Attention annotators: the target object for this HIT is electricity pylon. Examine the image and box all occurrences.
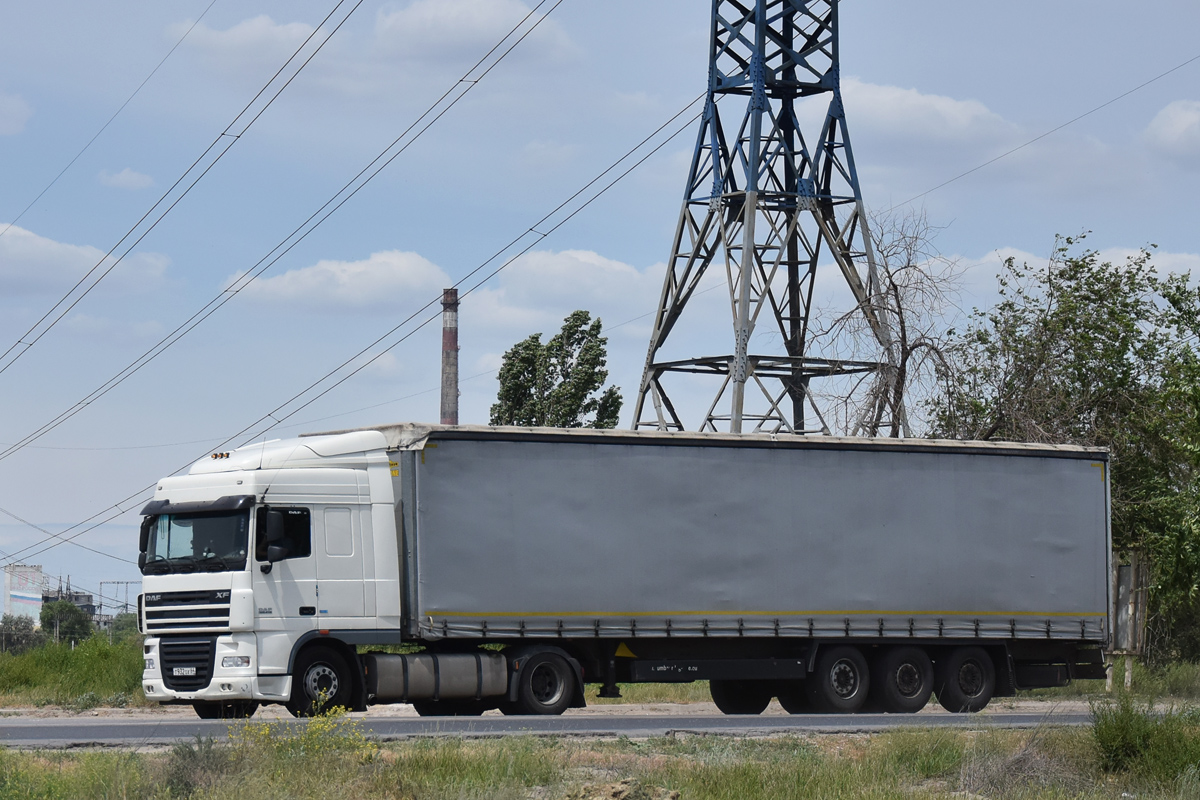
[633,0,901,435]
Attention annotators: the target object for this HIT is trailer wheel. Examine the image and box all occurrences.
[287,646,353,717]
[870,647,934,714]
[935,647,995,713]
[510,652,575,715]
[411,699,488,717]
[192,701,259,719]
[806,646,870,713]
[709,680,772,715]
[775,682,808,714]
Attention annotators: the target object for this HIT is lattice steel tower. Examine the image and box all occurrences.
[633,0,898,435]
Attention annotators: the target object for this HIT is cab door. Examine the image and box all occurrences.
[252,506,318,624]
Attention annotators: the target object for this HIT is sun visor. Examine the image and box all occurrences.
[140,494,257,517]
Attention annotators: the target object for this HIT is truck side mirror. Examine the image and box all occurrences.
[138,552,147,570]
[267,544,289,562]
[139,516,155,554]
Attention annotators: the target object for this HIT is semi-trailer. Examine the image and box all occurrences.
[137,424,1111,718]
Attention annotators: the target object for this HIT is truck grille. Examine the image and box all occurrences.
[160,637,217,692]
[144,590,231,634]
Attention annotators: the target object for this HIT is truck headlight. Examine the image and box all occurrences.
[144,658,154,670]
[222,656,251,668]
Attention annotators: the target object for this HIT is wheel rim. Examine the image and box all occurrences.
[957,660,984,698]
[829,658,860,699]
[529,662,565,706]
[895,663,923,698]
[304,662,340,701]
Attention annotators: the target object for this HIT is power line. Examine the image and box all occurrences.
[0,0,363,378]
[887,50,1200,212]
[0,93,702,568]
[0,0,220,244]
[0,0,562,466]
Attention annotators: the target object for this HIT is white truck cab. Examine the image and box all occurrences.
[139,430,401,718]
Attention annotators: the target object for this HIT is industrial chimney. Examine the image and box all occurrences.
[440,288,459,425]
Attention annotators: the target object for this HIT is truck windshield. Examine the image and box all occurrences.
[141,511,249,575]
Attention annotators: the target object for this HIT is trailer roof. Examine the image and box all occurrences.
[304,422,1108,460]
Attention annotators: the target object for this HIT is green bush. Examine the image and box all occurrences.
[0,635,144,707]
[1092,694,1200,782]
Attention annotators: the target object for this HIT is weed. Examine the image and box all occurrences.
[162,735,228,798]
[1091,693,1200,782]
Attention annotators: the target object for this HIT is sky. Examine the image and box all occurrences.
[1,0,1199,598]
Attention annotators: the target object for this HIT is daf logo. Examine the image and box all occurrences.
[146,594,161,602]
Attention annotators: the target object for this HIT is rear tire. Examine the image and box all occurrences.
[870,646,933,714]
[509,652,575,715]
[935,647,995,713]
[806,646,869,713]
[192,701,259,719]
[709,680,772,715]
[287,646,354,717]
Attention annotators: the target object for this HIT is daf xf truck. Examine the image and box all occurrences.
[137,424,1111,718]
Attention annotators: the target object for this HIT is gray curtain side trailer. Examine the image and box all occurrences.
[360,425,1111,715]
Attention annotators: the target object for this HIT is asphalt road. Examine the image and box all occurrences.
[0,710,1092,748]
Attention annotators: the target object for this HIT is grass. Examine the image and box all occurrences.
[6,705,1200,798]
[0,635,148,709]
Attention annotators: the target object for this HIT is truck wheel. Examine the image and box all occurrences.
[411,699,488,717]
[192,701,259,719]
[510,652,575,715]
[775,682,808,714]
[935,647,995,713]
[870,647,933,714]
[287,646,354,717]
[806,646,869,713]
[709,680,772,715]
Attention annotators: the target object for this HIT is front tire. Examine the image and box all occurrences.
[806,646,869,713]
[287,646,354,717]
[870,646,933,714]
[935,647,995,713]
[709,680,772,715]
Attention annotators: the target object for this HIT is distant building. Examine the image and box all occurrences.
[3,565,43,621]
[42,586,95,618]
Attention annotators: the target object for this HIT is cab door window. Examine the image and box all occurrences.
[255,507,312,561]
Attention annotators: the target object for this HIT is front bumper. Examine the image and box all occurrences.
[142,633,292,704]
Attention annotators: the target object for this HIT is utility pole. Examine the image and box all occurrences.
[633,0,901,435]
[440,288,460,426]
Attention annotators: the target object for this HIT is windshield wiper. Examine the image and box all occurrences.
[197,554,231,572]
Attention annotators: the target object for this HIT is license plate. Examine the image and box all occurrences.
[173,667,197,677]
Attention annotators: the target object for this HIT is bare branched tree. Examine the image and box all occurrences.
[805,211,963,437]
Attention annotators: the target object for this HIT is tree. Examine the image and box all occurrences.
[930,236,1200,661]
[40,600,92,644]
[808,211,962,436]
[111,612,140,643]
[0,614,44,654]
[490,310,623,428]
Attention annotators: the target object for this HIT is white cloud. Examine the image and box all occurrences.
[465,249,662,335]
[98,168,154,190]
[0,225,168,295]
[1144,100,1200,164]
[0,91,32,135]
[175,15,315,65]
[373,0,575,63]
[235,250,450,310]
[842,78,1018,144]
